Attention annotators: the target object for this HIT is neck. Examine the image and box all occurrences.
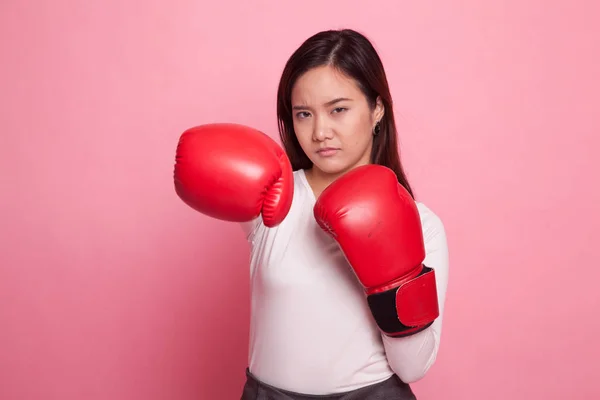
[304,167,348,199]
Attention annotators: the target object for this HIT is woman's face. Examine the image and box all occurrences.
[291,65,384,178]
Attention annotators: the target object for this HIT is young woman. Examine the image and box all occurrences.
[174,29,449,399]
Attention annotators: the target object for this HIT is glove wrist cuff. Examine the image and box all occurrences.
[366,265,439,337]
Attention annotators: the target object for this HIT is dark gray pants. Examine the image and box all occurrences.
[241,369,417,400]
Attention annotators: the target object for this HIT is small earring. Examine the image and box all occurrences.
[373,121,381,136]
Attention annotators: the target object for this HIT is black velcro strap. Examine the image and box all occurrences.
[366,266,435,337]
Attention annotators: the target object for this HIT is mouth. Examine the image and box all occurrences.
[317,147,340,157]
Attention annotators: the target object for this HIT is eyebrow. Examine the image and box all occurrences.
[292,97,352,110]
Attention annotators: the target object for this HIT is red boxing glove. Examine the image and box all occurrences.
[314,164,439,337]
[174,123,293,227]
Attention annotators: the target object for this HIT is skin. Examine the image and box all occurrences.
[290,65,385,198]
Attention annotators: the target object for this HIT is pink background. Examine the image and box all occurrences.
[1,1,599,399]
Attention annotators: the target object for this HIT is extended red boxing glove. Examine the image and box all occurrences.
[174,123,293,227]
[313,164,439,337]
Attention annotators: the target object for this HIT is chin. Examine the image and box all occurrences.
[312,158,356,176]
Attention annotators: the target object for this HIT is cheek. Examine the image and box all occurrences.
[341,113,372,146]
[293,123,312,147]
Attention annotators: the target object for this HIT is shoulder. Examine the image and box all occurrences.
[292,168,308,188]
[415,202,447,250]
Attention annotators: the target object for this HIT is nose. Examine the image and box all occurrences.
[312,115,333,142]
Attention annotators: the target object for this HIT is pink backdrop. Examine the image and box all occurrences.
[1,1,599,399]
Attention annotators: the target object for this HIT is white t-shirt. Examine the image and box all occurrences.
[240,169,449,395]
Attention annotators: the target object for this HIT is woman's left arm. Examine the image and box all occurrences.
[382,206,450,383]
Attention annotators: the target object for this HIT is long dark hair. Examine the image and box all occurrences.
[276,28,415,199]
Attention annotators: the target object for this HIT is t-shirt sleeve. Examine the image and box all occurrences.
[239,217,262,243]
[380,203,450,383]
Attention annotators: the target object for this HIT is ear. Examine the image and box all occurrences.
[373,96,385,123]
